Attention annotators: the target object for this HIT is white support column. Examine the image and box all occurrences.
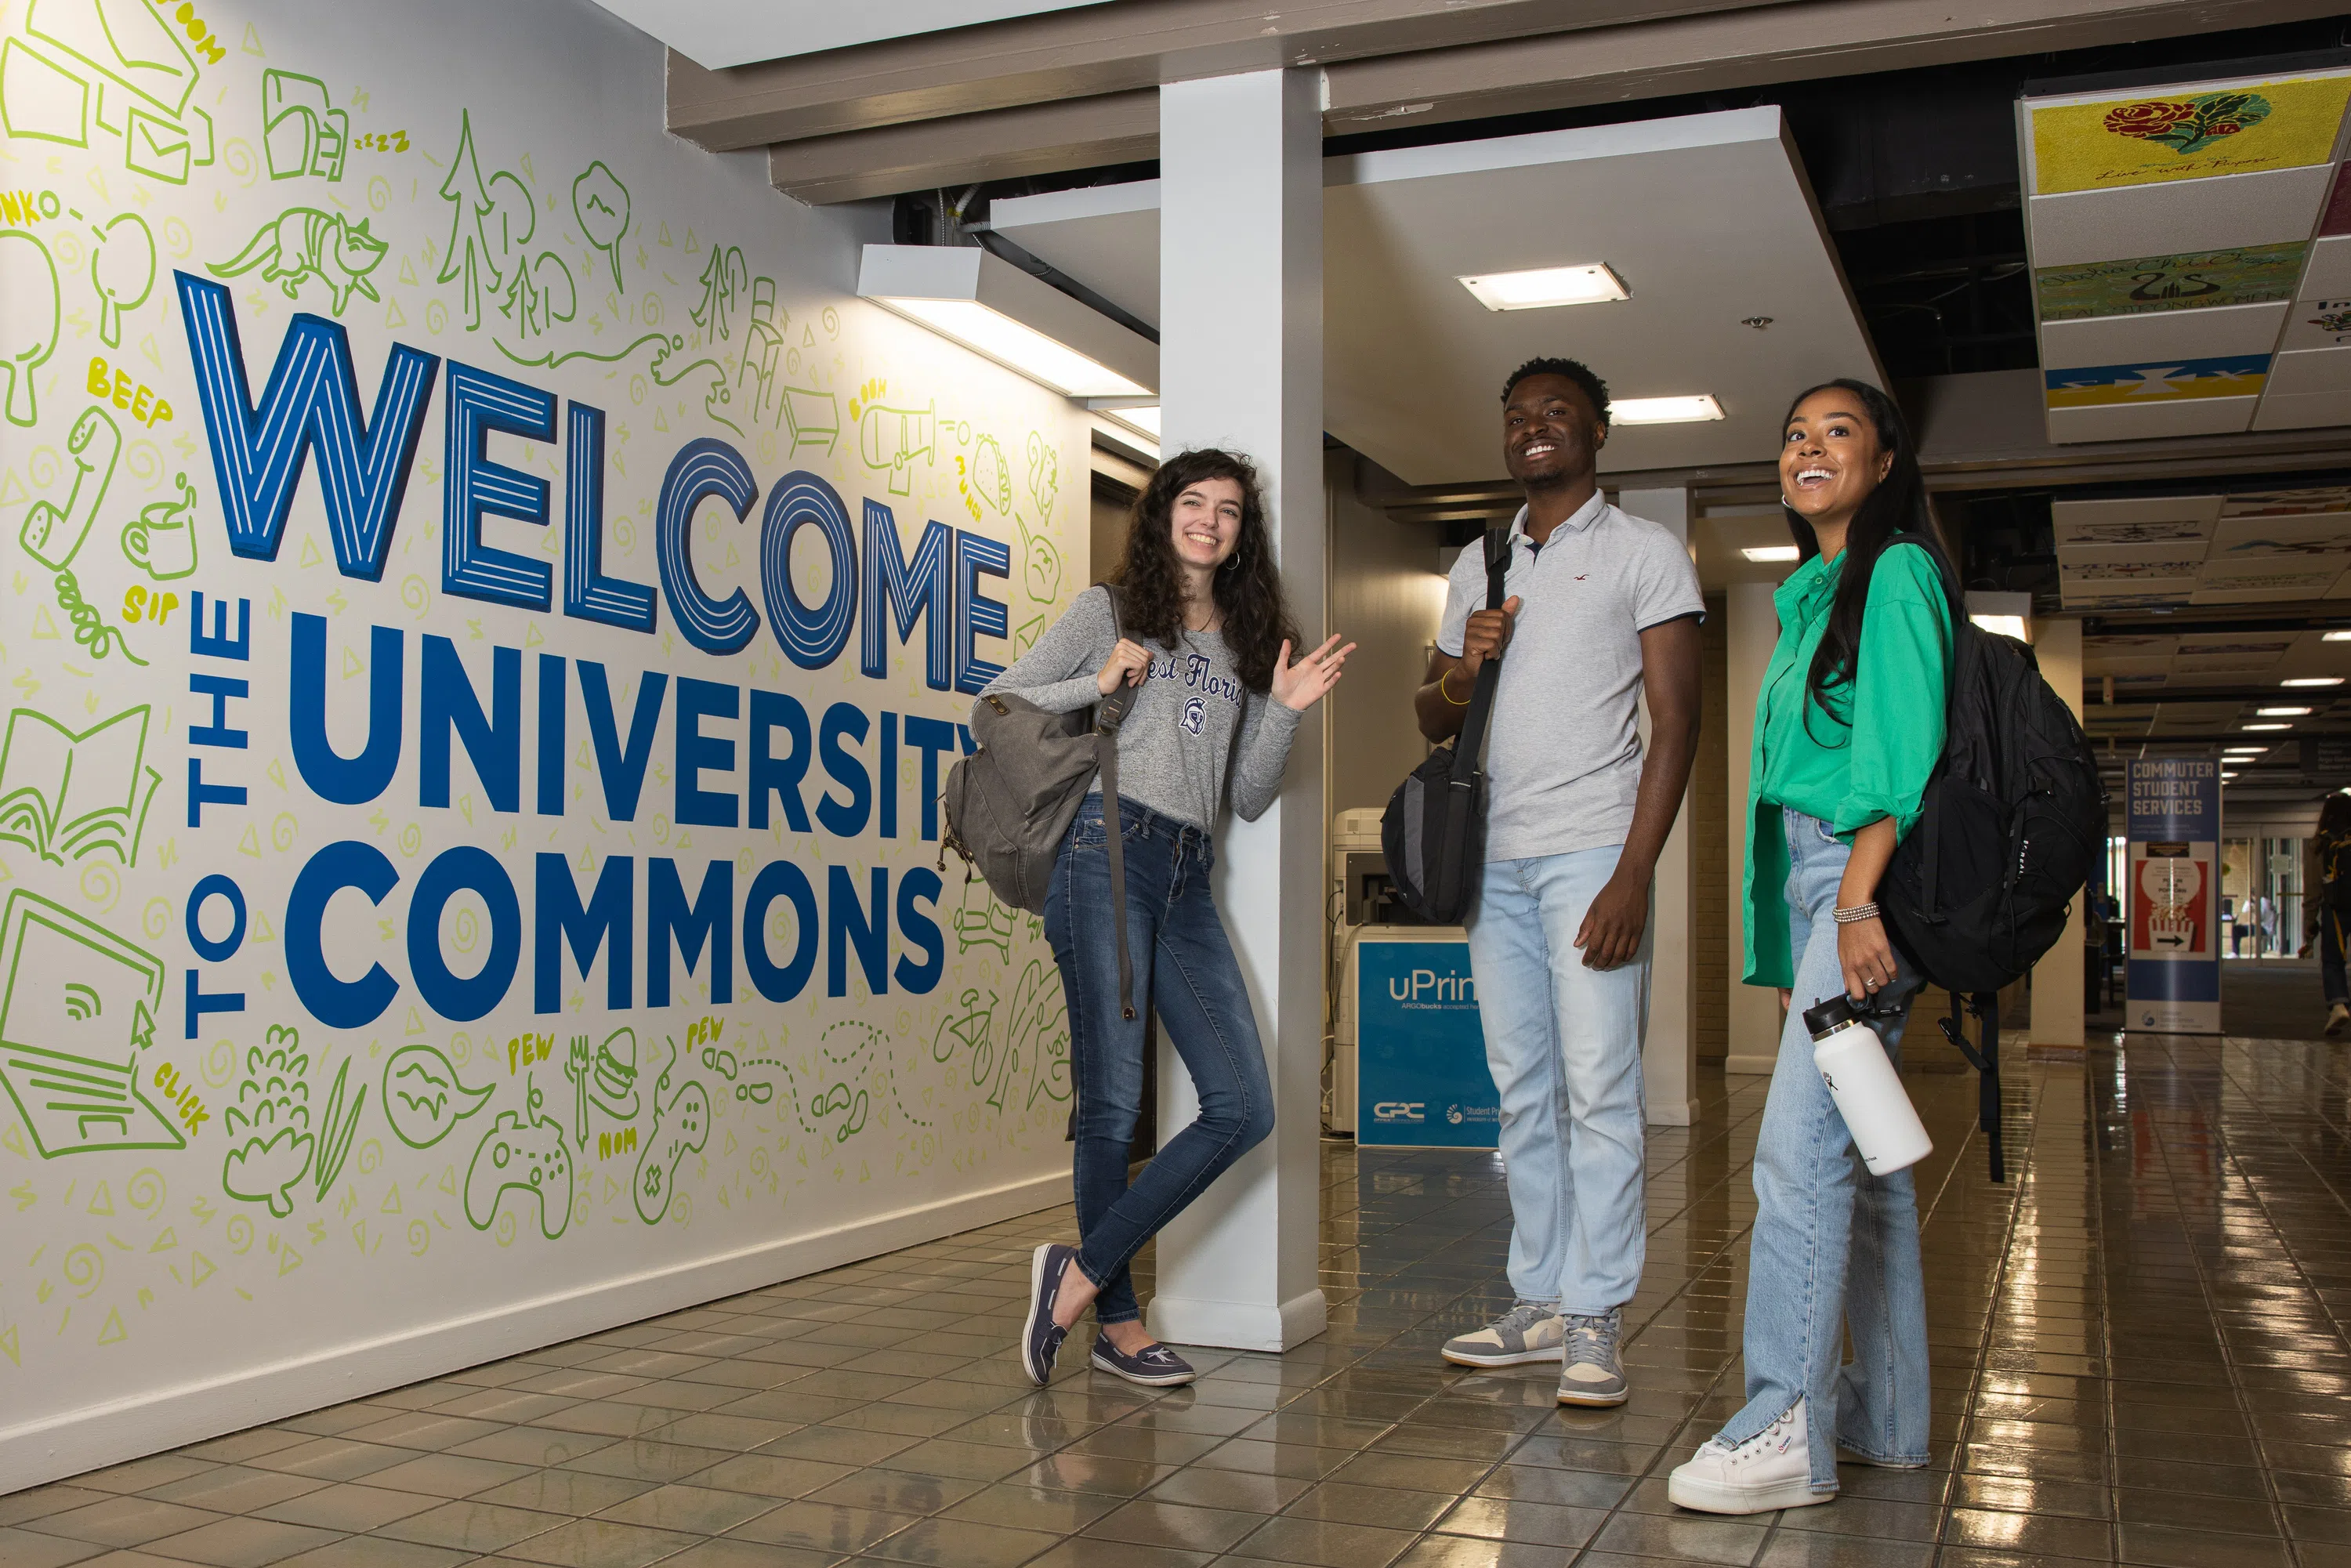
[2030,620,2086,1047]
[1147,67,1328,1353]
[1726,583,1781,1074]
[1618,487,1697,1127]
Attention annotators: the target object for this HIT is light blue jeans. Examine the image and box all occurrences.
[1463,846,1650,1316]
[1715,808,1929,1490]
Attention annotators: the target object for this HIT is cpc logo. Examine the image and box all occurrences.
[1372,1101,1425,1123]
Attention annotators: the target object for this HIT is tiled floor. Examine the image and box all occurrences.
[7,1032,2351,1568]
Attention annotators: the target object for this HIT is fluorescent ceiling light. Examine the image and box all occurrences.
[2224,744,2266,753]
[2222,771,2239,780]
[1112,404,1161,438]
[2326,630,2351,642]
[1458,263,1628,311]
[857,244,1155,400]
[1613,394,1724,425]
[2258,706,2313,717]
[1971,614,2030,641]
[2243,722,2291,731]
[1742,545,1799,563]
[2283,676,2344,687]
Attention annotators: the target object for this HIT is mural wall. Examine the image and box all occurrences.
[0,0,1084,1485]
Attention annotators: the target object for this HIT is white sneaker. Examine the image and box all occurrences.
[1668,1397,1830,1515]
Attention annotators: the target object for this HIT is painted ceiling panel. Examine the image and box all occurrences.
[2045,394,2259,444]
[2026,166,2333,268]
[2040,299,2289,365]
[2279,297,2351,350]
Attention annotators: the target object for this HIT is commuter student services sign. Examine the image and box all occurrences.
[2126,758,2222,1034]
[0,0,1085,1461]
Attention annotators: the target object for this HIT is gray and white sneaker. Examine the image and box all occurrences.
[1556,1309,1628,1407]
[1441,1302,1565,1368]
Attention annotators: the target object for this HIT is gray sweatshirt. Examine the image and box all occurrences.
[983,585,1302,829]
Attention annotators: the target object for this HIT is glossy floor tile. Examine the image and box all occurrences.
[8,1031,2351,1566]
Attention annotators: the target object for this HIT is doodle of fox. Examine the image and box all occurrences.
[208,210,389,314]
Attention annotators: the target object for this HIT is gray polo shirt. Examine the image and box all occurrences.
[1436,494,1704,862]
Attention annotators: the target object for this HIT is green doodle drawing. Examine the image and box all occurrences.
[1005,958,1072,1110]
[310,1056,364,1202]
[692,245,747,339]
[0,704,161,866]
[561,1026,638,1152]
[738,277,787,420]
[1026,429,1060,518]
[0,0,218,183]
[21,404,118,570]
[853,386,934,497]
[969,436,1010,513]
[953,875,1014,962]
[781,386,839,455]
[20,404,145,664]
[121,472,200,581]
[1016,515,1063,604]
[633,1035,708,1223]
[222,1027,316,1219]
[571,160,629,295]
[0,227,60,426]
[1012,614,1045,657]
[261,69,347,182]
[501,251,576,340]
[464,1077,572,1238]
[813,1022,876,1143]
[89,212,154,349]
[437,109,535,332]
[382,1041,494,1150]
[0,888,172,1159]
[208,208,389,316]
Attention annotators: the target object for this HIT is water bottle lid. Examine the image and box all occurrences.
[1802,994,1857,1038]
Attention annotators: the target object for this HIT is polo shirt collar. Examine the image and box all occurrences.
[1508,491,1608,546]
[1773,548,1841,619]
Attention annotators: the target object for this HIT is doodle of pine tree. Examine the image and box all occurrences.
[437,110,505,331]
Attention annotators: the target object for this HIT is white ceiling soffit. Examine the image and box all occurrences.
[582,0,1107,70]
[991,107,1880,485]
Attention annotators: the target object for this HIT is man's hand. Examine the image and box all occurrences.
[1459,595,1522,675]
[1574,873,1648,970]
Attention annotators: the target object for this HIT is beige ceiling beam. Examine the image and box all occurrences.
[672,0,1780,151]
[768,94,1157,205]
[1323,0,2349,132]
[759,0,2347,205]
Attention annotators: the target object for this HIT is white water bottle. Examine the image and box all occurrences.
[1803,995,1932,1175]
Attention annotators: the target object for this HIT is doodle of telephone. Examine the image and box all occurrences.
[21,407,121,572]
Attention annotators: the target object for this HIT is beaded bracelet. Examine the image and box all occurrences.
[1832,902,1882,925]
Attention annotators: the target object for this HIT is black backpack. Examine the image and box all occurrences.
[1878,621,2106,1183]
[2318,831,2351,918]
[1382,528,1511,924]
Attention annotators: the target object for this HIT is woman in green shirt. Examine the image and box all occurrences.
[1669,378,1958,1515]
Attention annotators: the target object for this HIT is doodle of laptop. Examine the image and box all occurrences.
[0,888,176,1157]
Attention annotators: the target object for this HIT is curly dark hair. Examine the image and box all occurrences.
[1502,356,1610,426]
[1110,447,1301,693]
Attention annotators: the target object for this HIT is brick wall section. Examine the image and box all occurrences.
[1695,591,1728,1063]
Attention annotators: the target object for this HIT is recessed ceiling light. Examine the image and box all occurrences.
[2243,722,2291,731]
[1742,545,1799,563]
[1614,394,1725,425]
[883,298,1150,397]
[2326,631,2351,642]
[2283,676,2345,687]
[2258,706,2313,717]
[1458,263,1628,311]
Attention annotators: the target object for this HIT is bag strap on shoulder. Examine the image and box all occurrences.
[1096,585,1140,1019]
[1451,526,1512,784]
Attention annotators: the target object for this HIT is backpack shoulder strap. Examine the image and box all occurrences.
[1094,584,1140,1019]
[1451,527,1512,784]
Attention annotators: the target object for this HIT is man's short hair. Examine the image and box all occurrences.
[1501,357,1610,427]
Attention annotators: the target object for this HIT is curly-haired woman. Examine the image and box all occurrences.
[987,447,1351,1388]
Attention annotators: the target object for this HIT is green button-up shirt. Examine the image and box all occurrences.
[1742,540,1953,987]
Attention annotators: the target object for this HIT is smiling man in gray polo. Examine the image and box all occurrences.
[1413,356,1703,1406]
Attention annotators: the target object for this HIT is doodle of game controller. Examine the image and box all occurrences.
[633,1080,711,1225]
[465,1109,574,1239]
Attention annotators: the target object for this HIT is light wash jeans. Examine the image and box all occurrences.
[1715,807,1929,1491]
[1463,845,1650,1317]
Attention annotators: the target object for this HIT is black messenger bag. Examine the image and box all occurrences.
[1381,527,1511,924]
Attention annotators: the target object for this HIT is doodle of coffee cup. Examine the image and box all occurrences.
[121,475,198,581]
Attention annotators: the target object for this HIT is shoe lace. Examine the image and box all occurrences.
[1563,1312,1619,1366]
[1494,1302,1552,1336]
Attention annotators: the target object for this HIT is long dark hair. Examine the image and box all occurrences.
[1780,378,1962,727]
[1110,447,1300,692]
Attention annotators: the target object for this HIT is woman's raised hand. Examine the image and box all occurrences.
[1096,638,1154,696]
[1271,634,1356,712]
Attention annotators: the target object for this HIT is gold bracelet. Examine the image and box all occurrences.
[1438,668,1471,705]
